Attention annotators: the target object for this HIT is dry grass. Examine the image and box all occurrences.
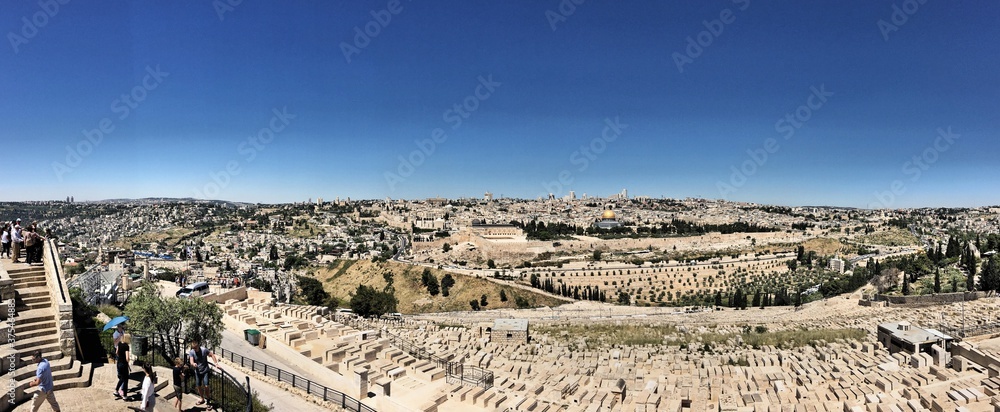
[801,238,846,256]
[310,260,564,314]
[855,227,920,247]
[113,227,195,249]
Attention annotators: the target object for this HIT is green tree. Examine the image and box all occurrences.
[350,284,398,318]
[752,290,761,307]
[592,250,602,261]
[499,289,508,302]
[487,259,496,269]
[297,276,331,307]
[269,245,279,261]
[442,243,451,253]
[123,281,223,359]
[617,292,630,305]
[441,273,455,297]
[979,255,1000,292]
[469,300,480,311]
[934,268,941,293]
[480,294,488,307]
[427,274,440,296]
[714,292,723,307]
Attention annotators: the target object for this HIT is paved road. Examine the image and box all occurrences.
[217,329,333,412]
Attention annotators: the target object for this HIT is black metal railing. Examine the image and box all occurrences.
[217,347,376,412]
[83,328,263,412]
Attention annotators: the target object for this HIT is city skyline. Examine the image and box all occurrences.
[2,1,998,207]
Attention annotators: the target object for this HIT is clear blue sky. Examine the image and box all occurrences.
[2,1,998,207]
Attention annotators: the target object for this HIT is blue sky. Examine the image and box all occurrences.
[2,0,998,207]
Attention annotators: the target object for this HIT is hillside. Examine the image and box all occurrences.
[309,260,566,314]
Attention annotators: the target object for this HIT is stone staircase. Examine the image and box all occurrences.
[0,253,92,411]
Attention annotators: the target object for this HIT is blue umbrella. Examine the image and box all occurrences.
[102,316,129,332]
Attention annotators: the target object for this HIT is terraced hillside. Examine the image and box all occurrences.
[310,259,566,313]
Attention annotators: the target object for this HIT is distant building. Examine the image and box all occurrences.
[470,220,522,239]
[829,258,845,273]
[489,319,529,343]
[484,191,493,201]
[877,321,953,356]
[594,209,622,229]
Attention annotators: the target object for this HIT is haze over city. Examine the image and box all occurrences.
[3,1,998,206]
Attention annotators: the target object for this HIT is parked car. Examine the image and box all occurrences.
[176,281,210,298]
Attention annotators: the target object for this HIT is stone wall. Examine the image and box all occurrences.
[201,286,248,304]
[44,240,76,358]
[875,291,986,306]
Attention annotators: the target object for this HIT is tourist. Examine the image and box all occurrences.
[114,334,131,399]
[171,358,186,411]
[139,361,158,412]
[29,222,45,263]
[24,226,45,264]
[112,324,126,351]
[11,219,23,263]
[187,339,221,405]
[1,223,10,258]
[29,350,60,412]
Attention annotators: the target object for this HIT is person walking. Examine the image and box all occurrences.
[28,350,61,412]
[171,358,186,411]
[139,361,158,412]
[114,335,131,399]
[187,339,221,406]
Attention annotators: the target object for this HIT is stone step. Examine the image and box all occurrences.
[52,361,92,392]
[0,346,65,372]
[13,279,48,289]
[10,324,57,341]
[10,353,76,382]
[16,294,53,311]
[8,319,55,334]
[7,359,91,407]
[9,272,46,283]
[4,267,45,276]
[20,301,52,311]
[15,286,51,300]
[12,333,59,351]
[12,308,55,326]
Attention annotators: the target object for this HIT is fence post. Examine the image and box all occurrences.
[245,376,252,412]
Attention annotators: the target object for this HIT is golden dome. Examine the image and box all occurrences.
[601,210,616,220]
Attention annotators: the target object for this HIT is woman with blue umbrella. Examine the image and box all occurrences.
[103,316,131,400]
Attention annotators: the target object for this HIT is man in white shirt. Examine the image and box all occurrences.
[11,220,23,263]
